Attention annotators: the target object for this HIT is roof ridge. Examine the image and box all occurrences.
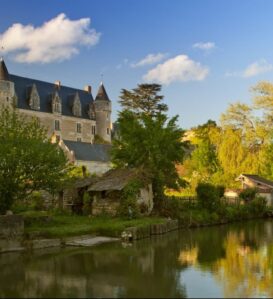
[10,74,92,94]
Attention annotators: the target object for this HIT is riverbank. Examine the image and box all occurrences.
[1,202,272,254]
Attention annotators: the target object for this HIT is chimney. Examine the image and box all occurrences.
[54,80,61,89]
[84,85,92,94]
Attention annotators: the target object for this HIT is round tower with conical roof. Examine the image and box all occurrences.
[94,82,112,143]
[0,58,16,108]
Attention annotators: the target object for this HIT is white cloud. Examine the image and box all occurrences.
[225,59,273,78]
[131,53,167,68]
[243,59,273,77]
[0,13,100,63]
[143,54,209,85]
[193,42,215,50]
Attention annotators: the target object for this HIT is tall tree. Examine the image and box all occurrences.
[112,84,186,205]
[0,107,68,213]
[119,84,168,116]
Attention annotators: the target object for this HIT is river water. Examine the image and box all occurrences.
[1,220,273,298]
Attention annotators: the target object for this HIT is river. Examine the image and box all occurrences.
[1,219,273,298]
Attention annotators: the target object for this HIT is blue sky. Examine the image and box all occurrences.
[1,0,273,129]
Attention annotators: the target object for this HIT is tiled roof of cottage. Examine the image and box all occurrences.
[88,168,150,192]
[63,140,111,162]
[238,174,273,188]
[95,82,110,101]
[10,74,95,119]
[0,58,9,81]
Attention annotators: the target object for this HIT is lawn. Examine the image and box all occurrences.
[22,212,166,239]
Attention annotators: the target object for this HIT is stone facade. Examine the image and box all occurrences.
[0,59,112,174]
[17,108,97,143]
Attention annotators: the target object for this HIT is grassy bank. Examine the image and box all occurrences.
[22,212,166,239]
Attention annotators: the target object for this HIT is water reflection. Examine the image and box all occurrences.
[1,220,273,298]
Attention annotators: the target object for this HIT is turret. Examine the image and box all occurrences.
[93,82,112,143]
[0,58,16,108]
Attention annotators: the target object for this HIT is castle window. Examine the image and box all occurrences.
[77,123,82,133]
[107,128,110,135]
[29,84,40,110]
[91,125,96,135]
[54,120,60,131]
[77,137,82,142]
[72,92,82,117]
[52,91,62,114]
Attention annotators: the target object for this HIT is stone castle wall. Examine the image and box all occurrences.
[18,109,96,143]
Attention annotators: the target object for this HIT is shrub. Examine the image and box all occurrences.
[196,183,224,211]
[160,196,182,218]
[239,188,257,202]
[247,196,267,215]
[117,180,141,219]
[29,191,44,211]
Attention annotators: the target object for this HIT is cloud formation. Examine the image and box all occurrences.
[225,59,273,78]
[243,59,273,77]
[193,42,215,50]
[131,53,167,68]
[0,13,100,63]
[143,54,209,85]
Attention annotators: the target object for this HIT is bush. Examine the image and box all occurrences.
[239,188,257,202]
[160,196,182,218]
[196,183,224,211]
[29,191,44,211]
[247,196,267,215]
[117,180,141,219]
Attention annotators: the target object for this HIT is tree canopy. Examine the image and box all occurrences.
[112,84,186,204]
[0,107,69,213]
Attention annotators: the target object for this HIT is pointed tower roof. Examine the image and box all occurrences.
[95,82,110,101]
[0,58,10,81]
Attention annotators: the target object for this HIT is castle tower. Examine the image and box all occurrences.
[0,58,16,108]
[94,82,112,143]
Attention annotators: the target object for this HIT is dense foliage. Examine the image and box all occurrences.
[111,84,186,206]
[0,107,68,214]
[181,81,273,193]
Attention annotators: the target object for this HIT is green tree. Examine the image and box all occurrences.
[119,84,168,116]
[112,84,186,207]
[0,107,68,213]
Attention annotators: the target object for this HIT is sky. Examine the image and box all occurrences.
[1,0,273,129]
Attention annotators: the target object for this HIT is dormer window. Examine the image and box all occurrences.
[29,84,40,110]
[52,91,62,114]
[72,92,82,117]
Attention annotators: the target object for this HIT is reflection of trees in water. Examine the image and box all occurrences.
[1,221,273,298]
[177,220,273,298]
[0,233,186,298]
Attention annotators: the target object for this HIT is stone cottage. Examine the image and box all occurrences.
[87,168,154,216]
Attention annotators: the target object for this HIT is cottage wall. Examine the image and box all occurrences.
[137,184,154,214]
[92,196,120,216]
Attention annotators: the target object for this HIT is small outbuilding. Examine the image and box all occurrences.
[224,174,273,206]
[87,168,154,216]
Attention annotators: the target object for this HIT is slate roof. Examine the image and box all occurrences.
[238,174,273,188]
[95,82,110,101]
[9,74,94,120]
[0,59,9,81]
[88,168,139,191]
[63,140,111,162]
